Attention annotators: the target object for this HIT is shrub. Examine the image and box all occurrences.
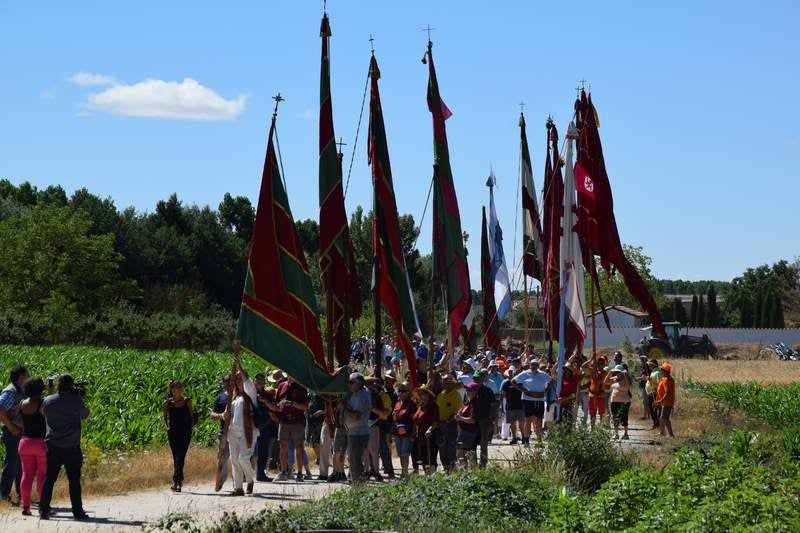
[204,468,557,533]
[583,467,662,531]
[546,423,634,492]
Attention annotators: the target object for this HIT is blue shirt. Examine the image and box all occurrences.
[513,370,551,401]
[486,372,504,395]
[345,388,371,436]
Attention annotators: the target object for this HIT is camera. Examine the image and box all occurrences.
[73,381,88,398]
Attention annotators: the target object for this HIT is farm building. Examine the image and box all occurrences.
[587,305,649,328]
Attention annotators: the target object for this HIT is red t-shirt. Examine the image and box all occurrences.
[392,399,416,437]
[276,381,307,425]
[456,400,478,433]
[560,373,578,399]
[413,401,439,436]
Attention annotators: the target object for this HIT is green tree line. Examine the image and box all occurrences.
[0,179,447,347]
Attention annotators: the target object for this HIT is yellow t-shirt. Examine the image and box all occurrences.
[378,391,392,420]
[436,389,463,422]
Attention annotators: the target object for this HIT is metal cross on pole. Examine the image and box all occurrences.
[336,137,347,157]
[272,93,284,116]
[369,34,375,53]
[422,24,436,42]
[519,100,526,114]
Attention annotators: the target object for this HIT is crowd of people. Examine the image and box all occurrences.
[0,344,677,514]
[200,341,678,494]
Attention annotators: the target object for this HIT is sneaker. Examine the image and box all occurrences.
[39,511,51,520]
[509,437,518,445]
[275,471,290,481]
[246,482,254,494]
[21,507,31,516]
[374,472,384,482]
[386,471,396,480]
[296,473,304,482]
[327,473,340,483]
[74,511,90,520]
[231,488,245,496]
[304,473,313,480]
[317,474,328,481]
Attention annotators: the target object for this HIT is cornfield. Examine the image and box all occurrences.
[0,345,270,450]
[687,380,800,429]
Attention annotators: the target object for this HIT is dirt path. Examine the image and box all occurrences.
[0,420,656,532]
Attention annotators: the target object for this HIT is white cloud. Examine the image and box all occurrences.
[69,72,118,87]
[81,77,247,121]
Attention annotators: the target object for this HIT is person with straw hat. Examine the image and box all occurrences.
[412,385,440,475]
[455,382,480,469]
[604,365,632,440]
[391,381,416,478]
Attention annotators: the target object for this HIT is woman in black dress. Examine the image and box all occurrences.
[162,381,194,492]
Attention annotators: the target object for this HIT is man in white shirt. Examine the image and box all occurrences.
[512,360,551,444]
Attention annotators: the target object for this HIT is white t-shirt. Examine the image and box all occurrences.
[229,378,259,438]
[513,369,551,401]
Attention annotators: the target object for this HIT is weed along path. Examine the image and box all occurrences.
[0,424,656,532]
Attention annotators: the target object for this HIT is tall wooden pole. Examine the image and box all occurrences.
[373,232,382,378]
[590,258,597,360]
[428,278,436,373]
[523,275,530,351]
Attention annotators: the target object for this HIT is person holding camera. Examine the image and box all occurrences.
[39,374,90,520]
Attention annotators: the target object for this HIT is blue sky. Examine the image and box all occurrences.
[2,1,798,287]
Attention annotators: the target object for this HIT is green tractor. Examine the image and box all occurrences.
[635,321,718,359]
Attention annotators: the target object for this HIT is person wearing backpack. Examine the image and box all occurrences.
[161,381,195,492]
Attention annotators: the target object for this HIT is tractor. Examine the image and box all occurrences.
[635,321,718,359]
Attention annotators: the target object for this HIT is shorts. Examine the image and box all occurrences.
[333,426,348,453]
[660,405,673,422]
[394,436,413,457]
[505,409,524,425]
[306,418,323,445]
[588,395,606,417]
[278,423,305,443]
[523,400,545,419]
[456,429,479,450]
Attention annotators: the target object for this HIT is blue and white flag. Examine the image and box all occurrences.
[487,172,512,320]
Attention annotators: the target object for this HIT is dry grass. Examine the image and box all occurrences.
[673,359,800,384]
[623,358,791,469]
[0,445,218,511]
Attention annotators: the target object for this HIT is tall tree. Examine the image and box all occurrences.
[690,294,698,326]
[697,295,706,327]
[706,285,720,327]
[673,297,688,325]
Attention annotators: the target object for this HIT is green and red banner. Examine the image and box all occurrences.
[318,13,361,367]
[520,112,545,282]
[481,206,500,352]
[425,41,471,347]
[368,54,421,386]
[236,113,347,393]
